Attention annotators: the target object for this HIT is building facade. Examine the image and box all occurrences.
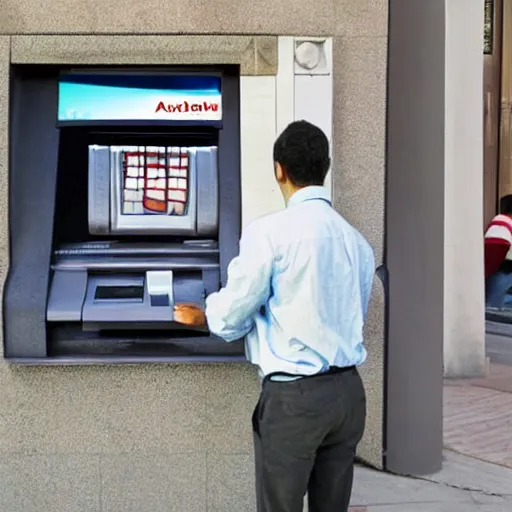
[0,1,486,510]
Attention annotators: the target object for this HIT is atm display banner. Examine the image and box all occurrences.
[58,73,222,123]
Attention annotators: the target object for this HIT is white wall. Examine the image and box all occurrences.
[240,37,334,225]
[444,0,486,377]
[293,38,333,197]
[240,75,281,226]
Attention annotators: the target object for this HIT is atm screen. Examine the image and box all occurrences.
[88,143,218,236]
[121,145,189,217]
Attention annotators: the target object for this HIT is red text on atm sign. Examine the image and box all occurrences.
[155,100,220,114]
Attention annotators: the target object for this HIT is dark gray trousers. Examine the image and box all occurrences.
[252,367,366,512]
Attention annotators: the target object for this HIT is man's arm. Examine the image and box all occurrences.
[174,223,274,341]
[361,239,376,318]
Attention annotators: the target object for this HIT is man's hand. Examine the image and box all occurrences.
[174,303,207,328]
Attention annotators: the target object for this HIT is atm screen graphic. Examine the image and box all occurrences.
[57,73,223,123]
[120,146,189,216]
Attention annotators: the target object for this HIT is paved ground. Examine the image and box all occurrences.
[444,363,512,468]
[347,450,512,511]
[486,322,512,365]
[345,361,512,511]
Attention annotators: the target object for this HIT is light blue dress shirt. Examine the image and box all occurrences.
[205,186,375,378]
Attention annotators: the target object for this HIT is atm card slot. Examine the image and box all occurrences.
[94,285,144,302]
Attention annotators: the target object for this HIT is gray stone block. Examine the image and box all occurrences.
[336,0,389,37]
[332,35,387,265]
[331,35,387,469]
[101,452,206,512]
[204,364,259,454]
[357,277,385,468]
[11,35,278,76]
[0,454,101,512]
[207,453,256,512]
[0,364,208,455]
[0,0,336,36]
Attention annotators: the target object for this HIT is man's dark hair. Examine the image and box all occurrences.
[273,120,331,186]
[500,195,512,215]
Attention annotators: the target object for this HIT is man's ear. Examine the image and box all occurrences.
[275,161,286,184]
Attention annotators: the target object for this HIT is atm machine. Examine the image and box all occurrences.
[4,67,244,362]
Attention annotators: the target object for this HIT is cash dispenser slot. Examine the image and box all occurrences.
[47,243,212,331]
[47,269,208,331]
[82,272,179,329]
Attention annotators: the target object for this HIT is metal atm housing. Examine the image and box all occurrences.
[4,66,243,362]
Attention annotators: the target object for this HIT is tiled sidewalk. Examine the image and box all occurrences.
[444,363,512,468]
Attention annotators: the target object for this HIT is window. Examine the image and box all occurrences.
[485,0,494,55]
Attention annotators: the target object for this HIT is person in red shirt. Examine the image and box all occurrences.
[485,195,512,308]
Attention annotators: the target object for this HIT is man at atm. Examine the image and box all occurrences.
[175,120,375,512]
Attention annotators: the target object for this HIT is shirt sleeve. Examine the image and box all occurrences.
[205,223,274,342]
[361,241,376,318]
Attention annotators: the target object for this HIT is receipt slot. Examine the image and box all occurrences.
[4,66,244,362]
[146,271,174,307]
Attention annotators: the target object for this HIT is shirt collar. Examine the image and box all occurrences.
[287,186,331,208]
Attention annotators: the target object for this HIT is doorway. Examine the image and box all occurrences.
[484,0,502,227]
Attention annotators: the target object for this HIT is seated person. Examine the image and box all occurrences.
[485,195,512,308]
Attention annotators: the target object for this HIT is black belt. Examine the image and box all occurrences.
[263,365,356,384]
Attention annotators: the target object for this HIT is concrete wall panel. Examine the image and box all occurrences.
[11,35,278,76]
[336,0,389,37]
[358,277,386,467]
[332,36,387,265]
[0,2,390,503]
[1,0,336,36]
[332,35,387,468]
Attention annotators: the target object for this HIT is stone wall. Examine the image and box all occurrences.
[0,2,388,509]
